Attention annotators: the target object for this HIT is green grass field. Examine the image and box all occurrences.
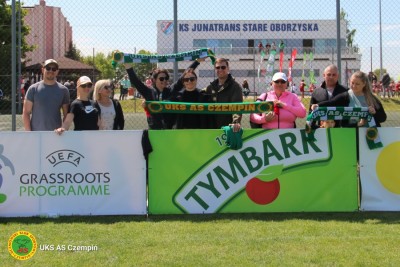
[1,212,400,266]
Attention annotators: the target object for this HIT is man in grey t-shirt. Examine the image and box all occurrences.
[22,59,70,131]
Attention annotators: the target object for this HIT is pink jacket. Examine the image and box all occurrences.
[250,91,306,129]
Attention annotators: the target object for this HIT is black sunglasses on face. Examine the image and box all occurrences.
[80,83,92,88]
[45,66,58,72]
[274,80,287,84]
[158,77,169,82]
[103,86,111,90]
[183,77,197,82]
[215,66,227,70]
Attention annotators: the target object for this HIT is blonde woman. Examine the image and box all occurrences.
[93,79,124,130]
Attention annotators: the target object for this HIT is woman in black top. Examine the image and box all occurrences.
[170,68,209,129]
[124,59,201,130]
[55,76,99,134]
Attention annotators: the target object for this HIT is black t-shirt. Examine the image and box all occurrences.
[69,99,99,130]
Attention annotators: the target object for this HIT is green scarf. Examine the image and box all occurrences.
[112,48,215,67]
[306,106,383,150]
[221,126,243,150]
[144,101,274,114]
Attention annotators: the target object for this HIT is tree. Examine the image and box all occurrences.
[81,49,157,84]
[82,52,115,81]
[65,41,82,61]
[340,8,358,53]
[374,68,388,81]
[0,1,34,97]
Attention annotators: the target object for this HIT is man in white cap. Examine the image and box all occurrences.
[23,59,70,131]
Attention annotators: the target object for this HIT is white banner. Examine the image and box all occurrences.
[0,131,147,217]
[360,128,400,211]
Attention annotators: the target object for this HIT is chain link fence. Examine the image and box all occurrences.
[1,0,399,130]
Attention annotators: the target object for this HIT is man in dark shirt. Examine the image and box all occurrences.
[381,72,391,98]
[309,64,348,127]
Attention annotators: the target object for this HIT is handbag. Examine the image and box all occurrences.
[250,93,268,128]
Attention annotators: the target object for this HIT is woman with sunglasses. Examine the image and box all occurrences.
[55,76,100,134]
[124,58,203,130]
[250,72,306,129]
[169,66,209,129]
[93,79,124,130]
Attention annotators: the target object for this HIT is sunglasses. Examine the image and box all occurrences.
[158,77,169,82]
[45,66,58,72]
[80,83,92,88]
[274,80,287,84]
[103,86,111,90]
[215,66,227,70]
[183,77,197,82]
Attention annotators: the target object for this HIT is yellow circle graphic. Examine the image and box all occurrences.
[8,231,37,260]
[147,102,163,113]
[376,142,400,194]
[256,102,273,113]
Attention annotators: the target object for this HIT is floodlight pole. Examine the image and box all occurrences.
[11,0,16,131]
[336,0,342,84]
[173,0,178,82]
[379,0,383,81]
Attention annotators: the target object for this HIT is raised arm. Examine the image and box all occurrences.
[124,64,154,100]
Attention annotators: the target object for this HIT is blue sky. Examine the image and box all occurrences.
[17,0,400,79]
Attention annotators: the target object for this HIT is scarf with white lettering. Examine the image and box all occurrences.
[112,48,215,67]
[305,106,383,150]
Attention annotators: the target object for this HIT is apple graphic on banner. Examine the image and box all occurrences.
[245,165,282,205]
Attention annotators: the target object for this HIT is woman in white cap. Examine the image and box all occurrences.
[250,72,306,129]
[55,76,100,134]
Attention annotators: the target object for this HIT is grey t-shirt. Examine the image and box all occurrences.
[26,81,70,131]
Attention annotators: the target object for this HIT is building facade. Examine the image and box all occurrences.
[24,0,72,66]
[157,20,361,93]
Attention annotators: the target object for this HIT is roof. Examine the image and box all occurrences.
[24,57,99,71]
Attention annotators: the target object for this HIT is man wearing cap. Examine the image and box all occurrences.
[23,59,70,131]
[309,64,348,127]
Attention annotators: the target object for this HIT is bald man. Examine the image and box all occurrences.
[309,64,348,112]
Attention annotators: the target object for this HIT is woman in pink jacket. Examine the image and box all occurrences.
[250,72,306,129]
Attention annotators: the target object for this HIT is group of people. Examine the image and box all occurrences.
[23,58,387,134]
[23,59,124,134]
[249,64,387,130]
[124,57,243,131]
[371,79,400,99]
[310,65,386,128]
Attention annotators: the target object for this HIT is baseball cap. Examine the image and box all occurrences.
[77,76,92,87]
[43,59,59,68]
[272,72,288,82]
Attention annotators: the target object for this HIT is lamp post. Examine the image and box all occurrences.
[379,0,383,81]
